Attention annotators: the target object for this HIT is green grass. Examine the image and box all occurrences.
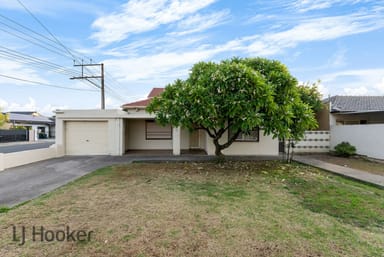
[0,206,11,213]
[273,164,384,229]
[0,161,383,257]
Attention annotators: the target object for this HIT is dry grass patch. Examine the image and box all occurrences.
[0,161,383,257]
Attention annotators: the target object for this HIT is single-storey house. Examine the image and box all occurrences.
[4,111,55,140]
[55,88,278,156]
[318,96,384,159]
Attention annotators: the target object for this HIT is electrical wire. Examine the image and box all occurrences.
[0,73,98,92]
[0,1,128,104]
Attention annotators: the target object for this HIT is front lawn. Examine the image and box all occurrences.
[0,161,383,257]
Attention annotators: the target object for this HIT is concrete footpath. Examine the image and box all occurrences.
[293,155,384,188]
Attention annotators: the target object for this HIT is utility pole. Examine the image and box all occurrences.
[71,62,105,109]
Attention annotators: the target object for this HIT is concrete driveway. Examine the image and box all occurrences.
[0,156,132,207]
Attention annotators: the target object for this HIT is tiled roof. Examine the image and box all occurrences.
[122,88,164,108]
[147,88,164,98]
[122,98,152,108]
[326,96,384,113]
[7,112,54,124]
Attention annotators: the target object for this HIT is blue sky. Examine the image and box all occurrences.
[0,0,384,116]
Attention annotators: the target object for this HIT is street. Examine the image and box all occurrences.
[0,141,54,153]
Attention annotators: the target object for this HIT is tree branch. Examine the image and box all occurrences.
[221,129,241,149]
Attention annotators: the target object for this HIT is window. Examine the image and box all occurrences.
[360,120,367,124]
[229,127,259,142]
[145,120,172,140]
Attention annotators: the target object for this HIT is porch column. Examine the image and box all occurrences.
[172,127,181,155]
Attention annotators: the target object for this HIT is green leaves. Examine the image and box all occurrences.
[0,111,8,128]
[146,57,318,155]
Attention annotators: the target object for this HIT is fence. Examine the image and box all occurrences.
[0,129,28,143]
[293,131,330,153]
[331,124,384,159]
[0,145,59,171]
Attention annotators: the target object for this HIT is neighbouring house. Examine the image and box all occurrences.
[55,88,278,156]
[319,96,384,159]
[4,111,55,140]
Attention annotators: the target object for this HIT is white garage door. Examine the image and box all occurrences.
[65,121,108,155]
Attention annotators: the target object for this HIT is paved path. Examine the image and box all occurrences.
[0,155,278,207]
[293,155,384,188]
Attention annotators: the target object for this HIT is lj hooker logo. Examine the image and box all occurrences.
[12,225,94,246]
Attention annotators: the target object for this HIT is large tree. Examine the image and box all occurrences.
[147,57,317,156]
[297,81,323,113]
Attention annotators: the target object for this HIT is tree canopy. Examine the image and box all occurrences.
[297,81,323,113]
[147,57,318,156]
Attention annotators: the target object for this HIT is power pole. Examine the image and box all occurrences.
[71,62,105,109]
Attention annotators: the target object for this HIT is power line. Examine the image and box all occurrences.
[0,45,80,77]
[16,0,78,61]
[2,1,128,104]
[0,19,74,60]
[0,73,97,92]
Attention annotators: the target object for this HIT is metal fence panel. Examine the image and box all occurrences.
[0,129,28,143]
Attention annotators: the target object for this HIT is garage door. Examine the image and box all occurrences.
[65,121,108,155]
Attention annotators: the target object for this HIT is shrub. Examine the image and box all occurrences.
[334,142,356,157]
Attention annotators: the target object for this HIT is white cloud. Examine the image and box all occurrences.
[104,48,217,83]
[374,76,384,94]
[321,69,384,95]
[91,0,216,46]
[246,14,276,24]
[343,86,370,95]
[328,48,347,68]
[0,97,66,116]
[245,12,384,56]
[293,0,369,13]
[317,83,330,98]
[0,60,47,85]
[0,0,103,15]
[293,0,333,12]
[103,34,207,57]
[169,9,230,36]
[98,9,384,93]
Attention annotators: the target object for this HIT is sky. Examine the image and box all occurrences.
[0,0,384,116]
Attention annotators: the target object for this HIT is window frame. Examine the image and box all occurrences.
[228,127,260,142]
[145,120,172,140]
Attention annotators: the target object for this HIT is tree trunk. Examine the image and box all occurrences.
[213,137,224,156]
[202,127,241,157]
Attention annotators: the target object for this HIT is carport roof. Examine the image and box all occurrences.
[325,95,384,113]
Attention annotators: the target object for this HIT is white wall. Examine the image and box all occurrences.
[56,110,125,156]
[125,119,173,150]
[0,145,58,171]
[204,130,278,156]
[331,124,384,159]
